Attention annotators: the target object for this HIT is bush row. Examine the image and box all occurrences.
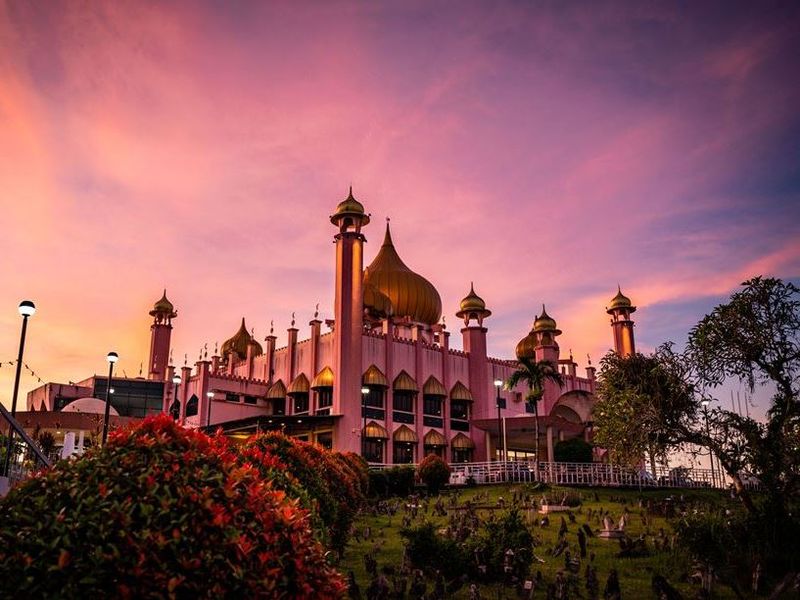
[0,415,368,598]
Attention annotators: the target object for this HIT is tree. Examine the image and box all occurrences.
[554,438,593,463]
[683,276,800,514]
[593,346,696,475]
[506,357,564,468]
[417,454,451,495]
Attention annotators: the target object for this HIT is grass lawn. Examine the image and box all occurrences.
[341,484,738,598]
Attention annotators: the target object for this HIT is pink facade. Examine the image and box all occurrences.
[28,190,638,464]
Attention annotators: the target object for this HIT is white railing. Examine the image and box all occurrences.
[369,460,731,489]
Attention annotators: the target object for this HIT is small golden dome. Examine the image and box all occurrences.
[459,283,486,312]
[363,222,442,326]
[607,286,636,313]
[330,187,370,226]
[221,318,263,360]
[150,289,176,317]
[533,305,559,333]
[364,281,394,318]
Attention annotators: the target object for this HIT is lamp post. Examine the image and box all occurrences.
[2,300,35,476]
[701,399,717,488]
[361,386,369,460]
[101,352,119,445]
[171,374,181,420]
[494,379,506,476]
[206,391,215,427]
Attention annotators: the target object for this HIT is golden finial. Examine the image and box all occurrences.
[203,343,208,359]
[587,354,592,366]
[314,303,319,319]
[214,341,218,355]
[291,312,295,327]
[184,353,188,366]
[270,320,274,335]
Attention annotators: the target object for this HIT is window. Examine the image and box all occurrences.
[423,395,442,416]
[363,439,384,463]
[393,441,415,464]
[393,391,414,413]
[293,393,309,414]
[316,431,333,450]
[363,386,384,408]
[244,395,258,405]
[451,400,469,420]
[452,448,473,463]
[185,394,199,417]
[270,398,285,415]
[317,388,333,408]
[226,393,239,403]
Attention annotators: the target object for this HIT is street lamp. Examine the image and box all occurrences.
[361,386,370,460]
[101,352,119,445]
[494,379,506,470]
[206,391,215,427]
[171,374,181,420]
[701,399,717,488]
[2,300,35,476]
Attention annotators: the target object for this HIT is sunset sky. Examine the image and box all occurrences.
[1,1,798,416]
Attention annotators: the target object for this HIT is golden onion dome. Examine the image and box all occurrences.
[607,286,636,313]
[330,187,370,226]
[150,289,176,317]
[459,283,486,312]
[221,318,263,360]
[515,331,537,360]
[363,281,394,318]
[363,222,442,326]
[533,304,559,333]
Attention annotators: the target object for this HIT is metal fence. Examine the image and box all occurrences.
[1,402,51,495]
[370,460,731,490]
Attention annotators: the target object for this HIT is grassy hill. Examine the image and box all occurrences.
[341,484,738,599]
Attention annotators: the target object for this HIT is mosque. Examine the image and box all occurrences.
[26,190,638,464]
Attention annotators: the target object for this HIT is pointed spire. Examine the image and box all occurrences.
[347,185,354,199]
[270,320,274,335]
[382,218,394,247]
[314,303,320,319]
[291,312,296,328]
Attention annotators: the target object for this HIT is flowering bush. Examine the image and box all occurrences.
[242,433,367,550]
[417,454,451,495]
[0,415,345,598]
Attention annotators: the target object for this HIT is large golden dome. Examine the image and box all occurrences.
[149,289,176,317]
[363,223,442,326]
[221,318,263,360]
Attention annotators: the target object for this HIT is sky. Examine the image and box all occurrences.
[0,1,798,418]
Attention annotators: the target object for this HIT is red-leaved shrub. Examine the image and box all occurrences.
[242,433,367,550]
[417,453,451,495]
[0,415,345,598]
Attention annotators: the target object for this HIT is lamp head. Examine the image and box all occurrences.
[493,379,503,388]
[172,374,181,385]
[18,300,36,317]
[206,391,214,398]
[107,351,119,364]
[361,387,370,395]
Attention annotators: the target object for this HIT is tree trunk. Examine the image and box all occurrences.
[649,446,658,482]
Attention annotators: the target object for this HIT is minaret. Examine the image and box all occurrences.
[532,305,561,365]
[148,290,177,381]
[330,188,370,454]
[607,287,637,357]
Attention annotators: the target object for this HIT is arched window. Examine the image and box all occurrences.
[185,394,199,417]
[169,399,180,420]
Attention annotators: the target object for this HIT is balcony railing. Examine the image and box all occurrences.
[1,402,51,495]
[369,459,735,490]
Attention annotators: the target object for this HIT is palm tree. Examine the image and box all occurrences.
[506,357,564,477]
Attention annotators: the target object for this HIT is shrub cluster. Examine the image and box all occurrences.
[0,415,345,598]
[241,432,368,551]
[417,454,451,495]
[369,465,416,498]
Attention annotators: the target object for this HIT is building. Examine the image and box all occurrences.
[26,190,639,464]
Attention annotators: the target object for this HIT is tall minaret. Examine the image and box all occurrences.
[330,188,370,454]
[607,286,636,357]
[148,290,177,381]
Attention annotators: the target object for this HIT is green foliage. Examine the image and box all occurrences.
[506,357,564,463]
[593,345,695,469]
[400,522,468,580]
[241,432,367,551]
[369,466,416,498]
[0,415,345,598]
[417,454,451,495]
[554,438,593,463]
[465,509,535,582]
